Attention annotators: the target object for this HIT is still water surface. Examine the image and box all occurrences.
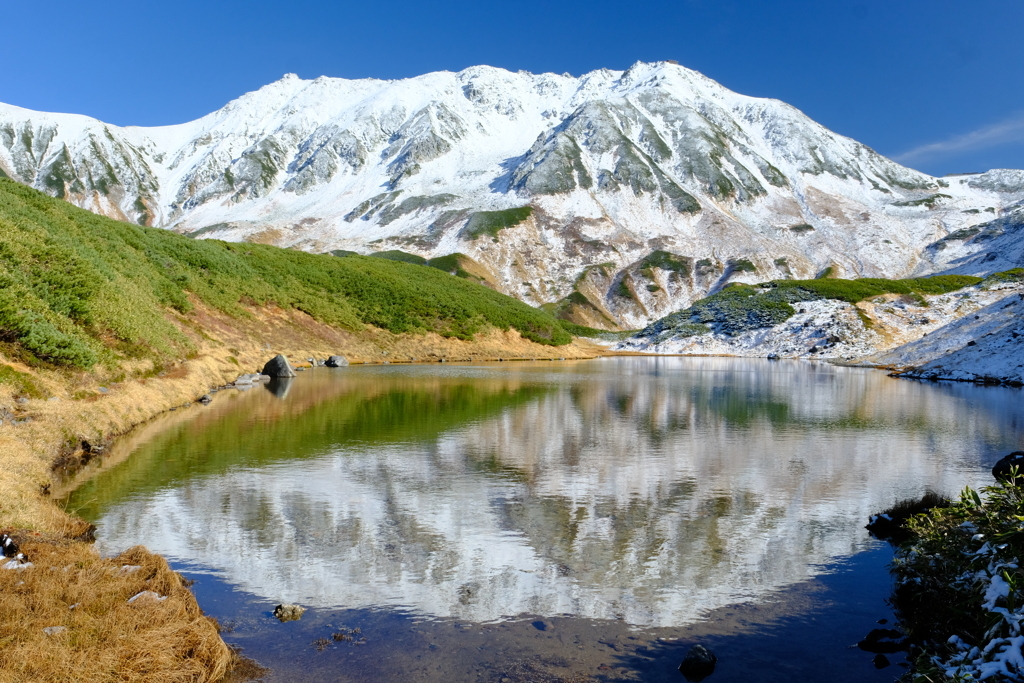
[64,358,1024,681]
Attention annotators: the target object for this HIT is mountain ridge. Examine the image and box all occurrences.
[3,61,1023,328]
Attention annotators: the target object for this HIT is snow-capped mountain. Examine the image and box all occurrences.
[2,62,1022,328]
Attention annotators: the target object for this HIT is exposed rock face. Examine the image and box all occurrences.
[262,354,297,378]
[2,63,1023,328]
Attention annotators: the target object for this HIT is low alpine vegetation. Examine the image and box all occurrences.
[0,179,571,372]
[891,481,1024,682]
[638,274,984,342]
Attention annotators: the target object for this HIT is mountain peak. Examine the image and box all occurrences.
[0,63,1021,330]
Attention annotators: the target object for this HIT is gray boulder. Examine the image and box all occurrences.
[262,355,297,378]
[326,355,349,367]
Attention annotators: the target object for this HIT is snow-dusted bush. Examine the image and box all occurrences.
[892,481,1024,681]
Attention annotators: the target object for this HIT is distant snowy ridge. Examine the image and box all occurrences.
[2,62,1024,328]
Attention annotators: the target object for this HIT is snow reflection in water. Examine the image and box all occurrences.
[68,358,1017,628]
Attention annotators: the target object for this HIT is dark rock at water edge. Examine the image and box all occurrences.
[857,628,906,654]
[262,354,297,378]
[992,451,1024,482]
[678,644,717,682]
[872,654,891,669]
[326,355,349,367]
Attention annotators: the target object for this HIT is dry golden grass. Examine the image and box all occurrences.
[0,541,232,683]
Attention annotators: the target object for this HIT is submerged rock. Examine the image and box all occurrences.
[678,644,717,682]
[274,603,306,622]
[262,355,297,378]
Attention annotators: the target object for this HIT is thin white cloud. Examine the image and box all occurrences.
[894,113,1024,165]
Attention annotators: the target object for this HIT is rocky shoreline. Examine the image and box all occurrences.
[614,280,1024,387]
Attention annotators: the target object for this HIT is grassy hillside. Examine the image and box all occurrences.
[0,179,572,371]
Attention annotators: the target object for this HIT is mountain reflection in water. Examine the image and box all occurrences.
[67,358,1019,628]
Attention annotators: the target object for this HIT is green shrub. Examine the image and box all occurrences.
[982,268,1024,287]
[638,274,983,340]
[370,250,427,265]
[426,253,472,279]
[638,250,690,279]
[0,179,572,370]
[614,279,635,300]
[463,207,533,240]
[891,481,1024,681]
[729,258,757,273]
[0,363,45,398]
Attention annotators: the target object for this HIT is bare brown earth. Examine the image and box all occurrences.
[0,300,600,683]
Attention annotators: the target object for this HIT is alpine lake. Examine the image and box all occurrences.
[60,357,1023,682]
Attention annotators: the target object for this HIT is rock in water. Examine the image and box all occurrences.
[262,355,297,378]
[274,604,306,622]
[678,644,717,682]
[992,451,1024,482]
[857,628,906,654]
[326,355,349,367]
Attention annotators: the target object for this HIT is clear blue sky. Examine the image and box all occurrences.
[3,0,1022,176]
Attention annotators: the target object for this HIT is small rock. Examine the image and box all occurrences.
[98,387,108,394]
[274,604,306,622]
[967,340,978,347]
[325,355,349,367]
[766,353,780,360]
[15,397,28,405]
[42,626,67,636]
[47,397,60,402]
[199,394,213,404]
[127,591,167,605]
[872,654,891,669]
[262,355,297,378]
[992,451,1024,482]
[679,644,717,682]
